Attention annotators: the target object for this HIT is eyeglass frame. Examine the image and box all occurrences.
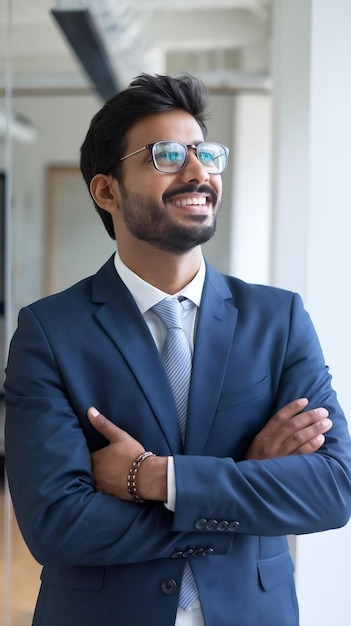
[120,141,229,174]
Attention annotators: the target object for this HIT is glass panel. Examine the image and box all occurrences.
[1,2,41,625]
[1,0,11,621]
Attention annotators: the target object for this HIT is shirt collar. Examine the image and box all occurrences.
[114,251,206,314]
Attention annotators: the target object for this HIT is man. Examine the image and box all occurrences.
[4,73,351,626]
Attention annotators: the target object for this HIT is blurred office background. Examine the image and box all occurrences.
[0,1,351,624]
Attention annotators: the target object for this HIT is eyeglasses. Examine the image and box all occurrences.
[120,141,229,174]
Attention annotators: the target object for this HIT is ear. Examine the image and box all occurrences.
[90,174,120,214]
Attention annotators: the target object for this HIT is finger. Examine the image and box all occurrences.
[260,408,330,457]
[87,407,124,443]
[262,398,310,436]
[294,434,325,455]
[292,418,333,454]
[282,407,329,439]
[272,398,309,423]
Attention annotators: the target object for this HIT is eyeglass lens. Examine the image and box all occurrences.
[152,141,228,174]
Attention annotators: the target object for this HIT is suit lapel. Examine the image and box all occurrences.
[185,265,238,454]
[91,257,238,455]
[91,257,182,452]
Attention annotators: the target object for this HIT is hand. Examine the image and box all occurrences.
[87,407,144,500]
[245,398,332,460]
[87,408,167,502]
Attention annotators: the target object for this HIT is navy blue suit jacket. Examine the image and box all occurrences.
[5,256,351,626]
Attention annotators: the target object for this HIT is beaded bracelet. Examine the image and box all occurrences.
[127,451,156,503]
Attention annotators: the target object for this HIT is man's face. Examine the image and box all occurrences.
[114,109,223,253]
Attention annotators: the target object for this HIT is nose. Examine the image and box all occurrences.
[179,148,210,183]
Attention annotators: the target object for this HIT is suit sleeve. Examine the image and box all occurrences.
[4,306,232,566]
[172,293,351,536]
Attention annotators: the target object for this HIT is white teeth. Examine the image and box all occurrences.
[173,197,207,206]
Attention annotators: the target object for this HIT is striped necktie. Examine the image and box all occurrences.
[152,297,191,441]
[151,298,198,611]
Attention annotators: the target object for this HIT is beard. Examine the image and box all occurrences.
[118,183,220,254]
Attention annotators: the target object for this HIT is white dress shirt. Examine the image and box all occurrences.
[114,251,205,625]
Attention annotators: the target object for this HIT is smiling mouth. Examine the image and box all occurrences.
[172,196,208,207]
[168,192,213,211]
[163,184,218,210]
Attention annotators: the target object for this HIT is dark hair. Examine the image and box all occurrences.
[80,73,209,239]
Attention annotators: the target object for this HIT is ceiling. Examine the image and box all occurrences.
[0,0,272,97]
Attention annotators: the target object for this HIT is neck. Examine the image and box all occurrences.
[117,240,203,294]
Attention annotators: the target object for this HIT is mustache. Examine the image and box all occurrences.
[162,184,218,206]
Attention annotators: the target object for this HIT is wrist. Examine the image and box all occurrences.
[137,455,168,502]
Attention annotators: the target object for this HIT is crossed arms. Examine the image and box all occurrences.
[87,398,332,503]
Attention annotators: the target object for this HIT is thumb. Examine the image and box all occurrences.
[87,407,123,443]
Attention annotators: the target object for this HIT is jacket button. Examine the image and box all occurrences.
[206,519,218,530]
[193,548,204,556]
[228,521,240,531]
[217,520,229,531]
[203,548,214,556]
[171,551,183,559]
[161,579,177,595]
[195,518,207,530]
[183,549,194,557]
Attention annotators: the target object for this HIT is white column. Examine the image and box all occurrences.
[271,1,351,625]
[230,93,272,284]
[270,0,312,295]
